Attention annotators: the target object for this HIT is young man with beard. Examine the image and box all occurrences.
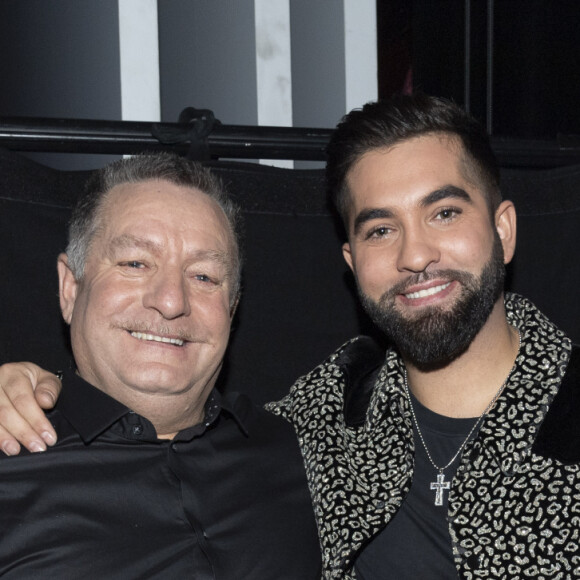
[268,96,580,578]
[1,96,579,579]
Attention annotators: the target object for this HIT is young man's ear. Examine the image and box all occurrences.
[57,253,78,325]
[495,200,517,264]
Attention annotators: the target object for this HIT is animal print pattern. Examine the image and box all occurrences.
[266,294,577,579]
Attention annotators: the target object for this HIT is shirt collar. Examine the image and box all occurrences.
[55,368,248,443]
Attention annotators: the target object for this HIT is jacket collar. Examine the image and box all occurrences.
[339,294,573,469]
[475,293,572,472]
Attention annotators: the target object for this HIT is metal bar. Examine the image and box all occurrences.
[1,117,580,168]
[0,117,332,161]
[490,135,580,168]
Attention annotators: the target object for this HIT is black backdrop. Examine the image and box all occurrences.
[1,148,579,404]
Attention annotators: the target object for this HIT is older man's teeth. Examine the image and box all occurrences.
[405,282,451,300]
[130,332,184,346]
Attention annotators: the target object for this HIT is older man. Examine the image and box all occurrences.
[0,153,320,578]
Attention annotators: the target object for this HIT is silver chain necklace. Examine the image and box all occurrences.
[403,329,521,506]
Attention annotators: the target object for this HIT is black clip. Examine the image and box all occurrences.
[152,107,221,161]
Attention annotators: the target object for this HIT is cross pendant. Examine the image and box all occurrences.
[430,472,451,506]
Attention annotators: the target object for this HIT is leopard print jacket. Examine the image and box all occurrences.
[266,294,579,579]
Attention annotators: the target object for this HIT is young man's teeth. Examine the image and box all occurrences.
[405,282,451,300]
[130,332,184,346]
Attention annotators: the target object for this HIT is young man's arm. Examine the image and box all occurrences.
[0,363,61,455]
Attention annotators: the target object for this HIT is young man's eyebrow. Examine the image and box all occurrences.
[352,186,472,235]
[353,208,394,236]
[420,185,473,207]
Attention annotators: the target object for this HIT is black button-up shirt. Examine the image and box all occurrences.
[0,370,321,579]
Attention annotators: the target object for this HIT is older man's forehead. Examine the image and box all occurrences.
[106,232,231,263]
[96,184,235,265]
[99,180,219,224]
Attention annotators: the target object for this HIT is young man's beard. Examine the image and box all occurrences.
[358,234,506,370]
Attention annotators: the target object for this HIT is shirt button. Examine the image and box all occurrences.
[171,443,178,452]
[132,424,143,436]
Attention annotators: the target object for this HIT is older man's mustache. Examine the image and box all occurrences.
[115,322,207,345]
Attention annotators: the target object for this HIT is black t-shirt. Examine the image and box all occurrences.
[0,369,321,579]
[355,394,478,579]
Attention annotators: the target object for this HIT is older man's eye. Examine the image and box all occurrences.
[198,273,223,284]
[119,261,146,269]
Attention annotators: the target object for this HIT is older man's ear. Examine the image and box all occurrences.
[57,253,78,325]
